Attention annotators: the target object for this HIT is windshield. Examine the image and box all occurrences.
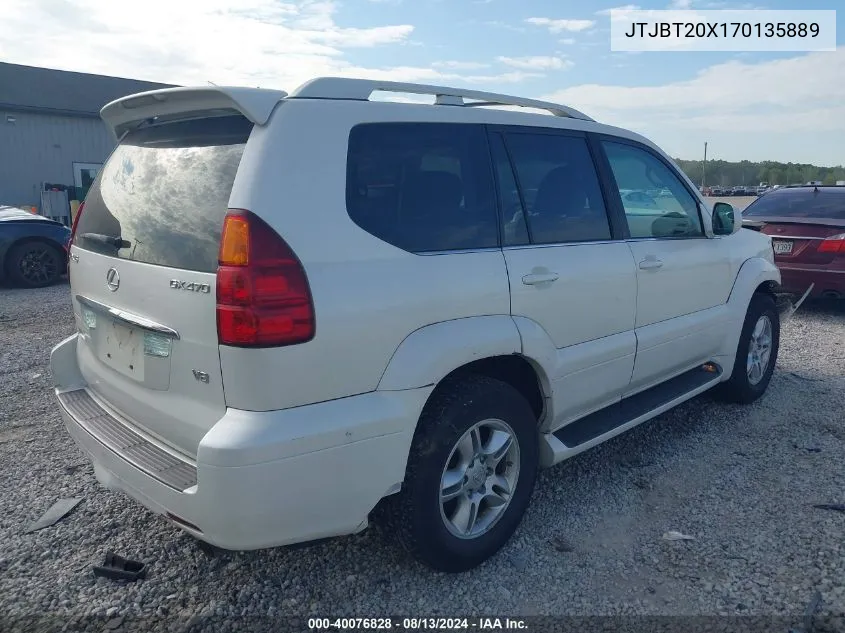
[743,188,845,220]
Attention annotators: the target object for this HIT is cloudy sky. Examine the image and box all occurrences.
[2,0,842,165]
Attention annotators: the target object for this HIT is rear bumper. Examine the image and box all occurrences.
[778,265,845,298]
[51,333,431,550]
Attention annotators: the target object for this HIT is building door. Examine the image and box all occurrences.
[72,162,102,200]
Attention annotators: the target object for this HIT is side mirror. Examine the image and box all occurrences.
[712,202,739,236]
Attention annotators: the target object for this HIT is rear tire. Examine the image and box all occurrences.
[7,241,62,288]
[388,374,538,572]
[717,293,780,404]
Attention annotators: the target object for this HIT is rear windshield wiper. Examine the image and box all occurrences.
[79,232,131,249]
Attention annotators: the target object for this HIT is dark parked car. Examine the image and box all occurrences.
[0,206,70,288]
[742,186,845,300]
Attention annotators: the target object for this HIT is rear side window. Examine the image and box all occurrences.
[502,132,611,244]
[346,123,498,253]
[75,115,252,273]
[743,188,845,219]
[489,134,529,247]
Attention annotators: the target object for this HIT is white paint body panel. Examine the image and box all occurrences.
[504,242,638,429]
[625,237,735,393]
[69,250,225,457]
[54,332,431,550]
[51,79,781,550]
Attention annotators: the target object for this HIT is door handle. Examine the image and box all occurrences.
[638,259,664,270]
[522,272,560,285]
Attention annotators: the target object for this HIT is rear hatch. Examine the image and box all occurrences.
[742,187,845,266]
[69,114,252,457]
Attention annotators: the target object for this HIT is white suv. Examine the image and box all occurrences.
[51,78,783,572]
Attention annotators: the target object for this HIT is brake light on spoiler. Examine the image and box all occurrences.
[216,210,315,347]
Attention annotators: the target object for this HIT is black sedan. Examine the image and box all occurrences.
[0,206,70,288]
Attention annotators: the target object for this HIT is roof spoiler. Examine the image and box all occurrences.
[100,86,288,138]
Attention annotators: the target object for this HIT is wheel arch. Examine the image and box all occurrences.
[438,355,547,422]
[377,316,552,424]
[726,256,780,306]
[718,256,781,364]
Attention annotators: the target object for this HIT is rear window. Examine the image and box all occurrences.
[346,123,498,253]
[743,188,845,220]
[75,115,252,272]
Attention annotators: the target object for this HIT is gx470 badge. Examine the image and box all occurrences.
[169,280,211,293]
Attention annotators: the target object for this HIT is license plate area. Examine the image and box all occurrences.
[773,240,793,255]
[80,307,174,391]
[101,320,145,380]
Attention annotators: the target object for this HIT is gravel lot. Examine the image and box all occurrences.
[1,281,844,631]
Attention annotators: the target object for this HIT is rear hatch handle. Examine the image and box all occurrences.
[76,295,180,339]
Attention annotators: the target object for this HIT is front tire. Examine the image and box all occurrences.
[717,293,780,404]
[388,375,539,572]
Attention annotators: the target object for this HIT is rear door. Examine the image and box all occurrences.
[69,115,252,457]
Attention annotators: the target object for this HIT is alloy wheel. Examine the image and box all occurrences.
[439,419,521,540]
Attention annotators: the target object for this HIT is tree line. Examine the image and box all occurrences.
[673,158,845,188]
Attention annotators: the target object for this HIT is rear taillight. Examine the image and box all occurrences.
[216,210,315,347]
[818,233,845,254]
[69,201,85,248]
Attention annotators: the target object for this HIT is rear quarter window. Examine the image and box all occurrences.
[346,123,499,253]
[74,115,253,273]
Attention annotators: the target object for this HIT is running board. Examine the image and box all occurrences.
[540,363,723,467]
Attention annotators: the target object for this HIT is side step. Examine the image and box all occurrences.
[541,363,723,467]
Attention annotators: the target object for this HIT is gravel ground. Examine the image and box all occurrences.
[1,281,845,632]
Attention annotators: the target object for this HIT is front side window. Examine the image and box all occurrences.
[346,123,498,253]
[502,132,611,245]
[602,141,704,239]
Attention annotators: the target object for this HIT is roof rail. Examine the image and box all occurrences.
[287,77,594,121]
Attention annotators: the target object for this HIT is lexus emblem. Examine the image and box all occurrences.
[105,267,120,292]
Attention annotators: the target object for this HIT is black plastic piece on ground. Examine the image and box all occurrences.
[92,551,147,582]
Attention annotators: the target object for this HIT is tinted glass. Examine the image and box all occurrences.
[346,123,498,253]
[743,188,845,219]
[503,133,611,244]
[602,141,704,239]
[489,133,529,247]
[75,115,252,272]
